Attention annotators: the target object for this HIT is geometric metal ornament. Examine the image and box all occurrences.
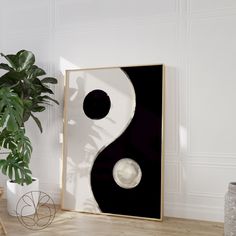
[16,191,56,230]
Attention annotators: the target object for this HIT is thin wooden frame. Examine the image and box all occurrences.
[62,64,165,221]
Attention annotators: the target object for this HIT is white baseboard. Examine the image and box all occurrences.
[164,202,224,222]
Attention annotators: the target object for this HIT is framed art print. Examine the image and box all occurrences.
[62,65,165,220]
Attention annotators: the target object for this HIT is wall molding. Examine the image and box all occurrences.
[187,192,224,199]
[166,66,180,156]
[185,10,236,158]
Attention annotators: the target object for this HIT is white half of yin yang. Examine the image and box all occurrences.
[65,68,137,213]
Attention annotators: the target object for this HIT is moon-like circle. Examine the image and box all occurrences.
[112,158,142,189]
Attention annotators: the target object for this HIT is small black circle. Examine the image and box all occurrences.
[83,89,111,120]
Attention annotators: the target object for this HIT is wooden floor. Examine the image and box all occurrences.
[0,200,223,236]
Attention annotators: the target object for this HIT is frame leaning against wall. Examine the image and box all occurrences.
[62,64,165,221]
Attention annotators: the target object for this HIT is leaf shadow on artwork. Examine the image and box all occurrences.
[63,68,136,212]
[64,75,115,212]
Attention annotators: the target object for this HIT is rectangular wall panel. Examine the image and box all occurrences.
[189,16,236,154]
[182,163,235,196]
[1,0,50,33]
[190,0,236,13]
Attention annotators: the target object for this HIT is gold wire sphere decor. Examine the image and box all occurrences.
[16,191,56,230]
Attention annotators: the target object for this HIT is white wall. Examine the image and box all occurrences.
[1,0,236,222]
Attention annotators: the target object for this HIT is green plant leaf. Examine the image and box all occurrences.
[41,77,58,84]
[0,152,33,185]
[41,95,59,105]
[0,50,35,72]
[26,65,46,78]
[0,71,26,86]
[41,86,54,94]
[14,164,21,183]
[31,106,45,112]
[0,63,13,71]
[23,110,31,123]
[8,164,13,180]
[0,129,32,163]
[24,174,33,185]
[14,130,32,162]
[0,49,59,185]
[2,162,7,175]
[34,67,46,76]
[0,53,18,70]
[0,159,6,168]
[30,113,43,133]
[17,50,35,71]
[0,88,23,131]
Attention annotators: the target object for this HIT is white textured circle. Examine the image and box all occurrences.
[113,158,142,189]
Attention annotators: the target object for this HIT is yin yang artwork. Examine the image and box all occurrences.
[62,65,164,220]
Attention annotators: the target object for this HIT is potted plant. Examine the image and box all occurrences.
[0,50,58,215]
